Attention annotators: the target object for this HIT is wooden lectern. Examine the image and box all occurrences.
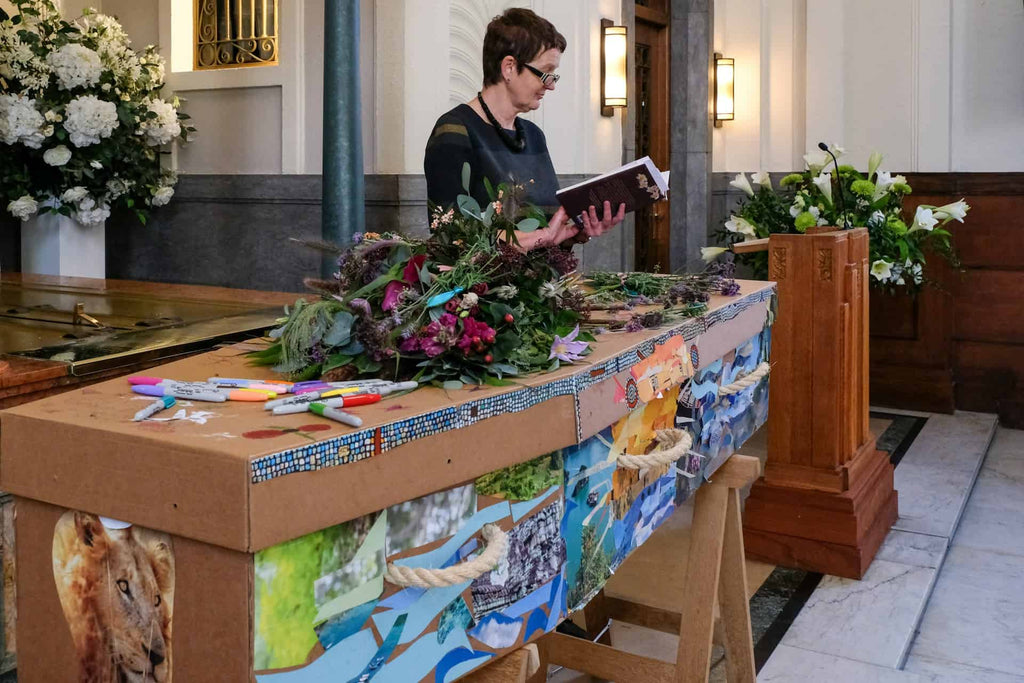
[742,228,898,579]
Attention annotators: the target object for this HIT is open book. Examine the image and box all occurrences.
[556,157,669,225]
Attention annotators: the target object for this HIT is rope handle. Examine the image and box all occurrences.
[617,428,694,470]
[384,523,508,588]
[717,362,771,398]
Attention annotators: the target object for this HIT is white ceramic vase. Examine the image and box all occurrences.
[21,210,106,279]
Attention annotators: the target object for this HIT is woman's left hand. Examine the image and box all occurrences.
[579,201,627,239]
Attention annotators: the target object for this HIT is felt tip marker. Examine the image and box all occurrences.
[263,388,352,410]
[269,396,350,415]
[225,389,277,401]
[206,378,293,393]
[309,402,363,428]
[127,376,165,385]
[132,384,227,403]
[133,396,176,421]
[272,393,381,415]
[325,380,419,395]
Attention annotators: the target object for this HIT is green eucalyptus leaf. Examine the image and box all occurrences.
[353,355,382,374]
[516,218,540,233]
[323,354,354,372]
[442,380,464,391]
[323,311,354,347]
[461,163,471,194]
[457,194,482,220]
[336,339,364,355]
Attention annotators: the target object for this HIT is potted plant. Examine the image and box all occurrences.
[0,0,193,278]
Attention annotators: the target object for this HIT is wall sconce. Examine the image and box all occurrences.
[601,19,627,116]
[713,53,735,127]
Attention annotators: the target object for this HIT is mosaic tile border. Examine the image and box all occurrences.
[250,288,776,484]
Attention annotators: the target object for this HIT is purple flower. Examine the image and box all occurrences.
[349,298,372,318]
[549,325,589,362]
[720,280,741,297]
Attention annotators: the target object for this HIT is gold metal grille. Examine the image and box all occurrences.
[194,0,278,70]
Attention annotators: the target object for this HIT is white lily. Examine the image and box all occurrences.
[751,171,772,190]
[870,260,893,282]
[724,215,757,238]
[909,206,938,233]
[803,151,826,175]
[812,172,833,205]
[729,172,755,198]
[868,151,884,180]
[933,199,970,223]
[873,170,895,201]
[789,194,806,217]
[701,246,729,263]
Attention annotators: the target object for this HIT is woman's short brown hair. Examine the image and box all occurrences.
[482,8,566,86]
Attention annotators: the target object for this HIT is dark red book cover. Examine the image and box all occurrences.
[556,156,669,223]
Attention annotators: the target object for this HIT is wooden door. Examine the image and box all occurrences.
[634,3,670,272]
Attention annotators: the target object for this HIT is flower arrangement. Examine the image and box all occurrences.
[709,146,970,291]
[253,167,740,387]
[0,0,193,226]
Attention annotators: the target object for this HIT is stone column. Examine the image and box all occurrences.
[669,0,714,272]
[322,0,365,277]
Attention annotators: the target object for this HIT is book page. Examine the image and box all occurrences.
[556,157,658,195]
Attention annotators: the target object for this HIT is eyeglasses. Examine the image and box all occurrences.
[522,63,560,87]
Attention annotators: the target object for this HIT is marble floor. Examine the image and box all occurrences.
[549,410,1024,682]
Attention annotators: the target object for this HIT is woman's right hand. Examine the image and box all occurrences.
[542,207,583,246]
[516,207,580,251]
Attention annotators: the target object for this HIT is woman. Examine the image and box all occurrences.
[424,8,625,251]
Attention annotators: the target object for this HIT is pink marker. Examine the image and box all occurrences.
[128,376,165,385]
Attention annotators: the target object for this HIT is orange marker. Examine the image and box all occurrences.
[226,389,277,401]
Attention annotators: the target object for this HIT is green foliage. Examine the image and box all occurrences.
[712,157,971,293]
[475,451,564,501]
[568,524,611,609]
[253,521,367,669]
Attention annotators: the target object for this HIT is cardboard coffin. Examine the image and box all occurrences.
[1,282,775,682]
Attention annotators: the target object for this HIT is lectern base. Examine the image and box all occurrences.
[742,447,898,579]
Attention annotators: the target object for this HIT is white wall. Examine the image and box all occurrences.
[713,0,1024,173]
[376,0,622,175]
[28,0,620,176]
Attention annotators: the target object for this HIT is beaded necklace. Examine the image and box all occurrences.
[477,92,526,153]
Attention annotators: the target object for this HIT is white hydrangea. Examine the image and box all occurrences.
[78,13,145,93]
[106,177,132,199]
[61,186,90,204]
[139,99,180,146]
[63,94,119,146]
[43,144,72,166]
[7,195,39,221]
[151,186,174,207]
[74,196,111,226]
[0,93,47,148]
[46,43,104,90]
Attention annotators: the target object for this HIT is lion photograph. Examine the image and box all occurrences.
[52,511,175,683]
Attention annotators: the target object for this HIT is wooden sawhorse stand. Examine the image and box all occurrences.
[533,454,762,682]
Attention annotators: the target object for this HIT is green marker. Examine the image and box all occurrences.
[309,402,363,428]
